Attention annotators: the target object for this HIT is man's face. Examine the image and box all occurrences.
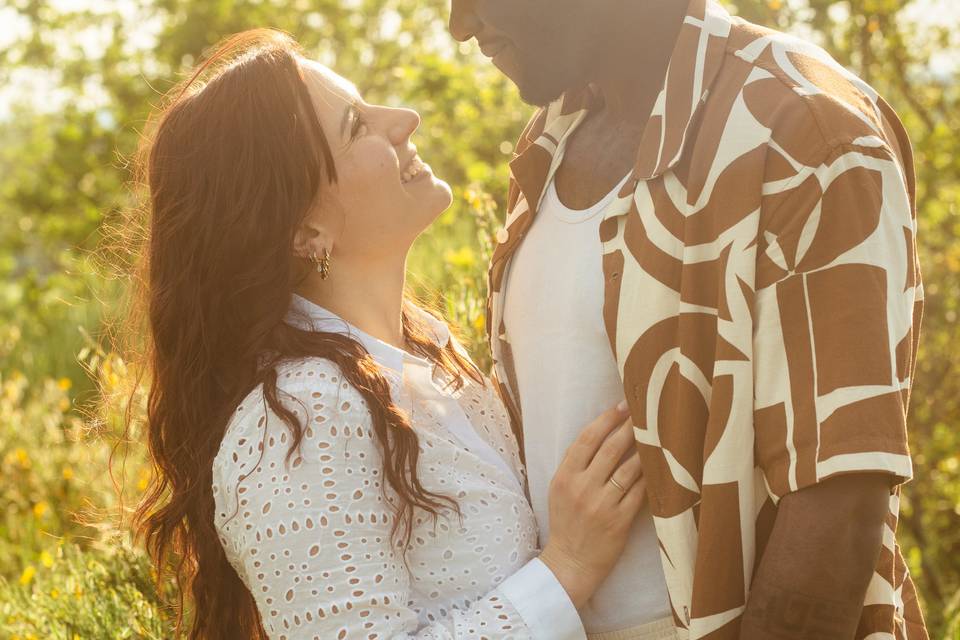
[449,0,596,106]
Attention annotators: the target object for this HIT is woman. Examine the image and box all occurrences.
[132,28,647,639]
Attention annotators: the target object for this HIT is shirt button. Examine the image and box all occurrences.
[496,227,510,244]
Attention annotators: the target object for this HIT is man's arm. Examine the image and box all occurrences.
[741,473,891,639]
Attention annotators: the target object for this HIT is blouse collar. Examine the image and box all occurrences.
[284,293,451,375]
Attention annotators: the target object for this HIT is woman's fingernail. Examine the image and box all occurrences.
[616,400,629,412]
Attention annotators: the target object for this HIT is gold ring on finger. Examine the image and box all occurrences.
[609,477,627,493]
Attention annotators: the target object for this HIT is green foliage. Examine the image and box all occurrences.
[1,0,958,637]
[0,360,161,639]
[0,542,174,640]
[0,373,90,579]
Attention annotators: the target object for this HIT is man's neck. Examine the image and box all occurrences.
[587,0,688,124]
[294,253,408,351]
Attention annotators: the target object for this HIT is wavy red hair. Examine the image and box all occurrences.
[122,28,480,639]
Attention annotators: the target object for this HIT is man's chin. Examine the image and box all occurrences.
[511,65,571,107]
[516,80,566,108]
[493,50,568,107]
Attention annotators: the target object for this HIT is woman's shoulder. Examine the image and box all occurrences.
[211,357,388,563]
[229,356,363,414]
[272,355,358,393]
[214,357,374,476]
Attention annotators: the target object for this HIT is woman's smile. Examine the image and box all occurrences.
[400,154,430,184]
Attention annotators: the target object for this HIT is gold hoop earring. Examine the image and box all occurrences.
[320,248,331,280]
[311,248,331,280]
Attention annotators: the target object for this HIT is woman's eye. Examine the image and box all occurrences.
[350,111,367,138]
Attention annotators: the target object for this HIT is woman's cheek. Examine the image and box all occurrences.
[337,166,386,212]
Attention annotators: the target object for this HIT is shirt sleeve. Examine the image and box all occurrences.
[752,141,922,501]
[212,358,585,640]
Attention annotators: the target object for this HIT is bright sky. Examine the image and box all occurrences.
[0,0,957,122]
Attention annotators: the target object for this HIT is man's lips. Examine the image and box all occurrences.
[478,38,510,59]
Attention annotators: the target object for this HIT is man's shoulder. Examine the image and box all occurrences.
[712,17,906,160]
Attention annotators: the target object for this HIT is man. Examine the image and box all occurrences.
[448,0,928,638]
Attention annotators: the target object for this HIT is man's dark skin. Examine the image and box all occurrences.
[449,0,893,637]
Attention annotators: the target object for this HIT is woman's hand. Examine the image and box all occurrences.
[537,402,647,609]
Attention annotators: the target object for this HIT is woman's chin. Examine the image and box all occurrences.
[399,175,453,228]
[418,176,453,210]
[434,178,453,207]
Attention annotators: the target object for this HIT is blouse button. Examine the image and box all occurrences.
[495,227,510,244]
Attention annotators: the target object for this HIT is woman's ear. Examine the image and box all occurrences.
[293,206,336,259]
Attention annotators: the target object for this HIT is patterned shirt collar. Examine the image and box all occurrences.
[631,0,732,178]
[508,0,733,214]
[284,293,450,375]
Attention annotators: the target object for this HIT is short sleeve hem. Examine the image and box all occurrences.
[816,449,913,485]
[763,440,913,502]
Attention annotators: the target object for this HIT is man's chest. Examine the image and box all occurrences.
[552,112,644,209]
[492,100,768,427]
[495,146,764,406]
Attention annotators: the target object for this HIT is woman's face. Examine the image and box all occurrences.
[297,58,453,262]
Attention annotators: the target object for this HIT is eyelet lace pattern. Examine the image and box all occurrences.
[212,357,542,639]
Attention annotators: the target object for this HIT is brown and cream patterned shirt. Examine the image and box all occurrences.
[486,0,927,638]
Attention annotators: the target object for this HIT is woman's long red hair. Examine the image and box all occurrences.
[124,28,479,639]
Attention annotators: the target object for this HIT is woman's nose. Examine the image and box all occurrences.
[387,107,420,145]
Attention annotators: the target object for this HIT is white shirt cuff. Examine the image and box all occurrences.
[497,556,586,640]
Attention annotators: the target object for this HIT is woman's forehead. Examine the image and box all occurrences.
[298,57,359,105]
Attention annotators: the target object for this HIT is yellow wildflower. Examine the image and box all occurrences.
[101,359,121,389]
[57,377,72,391]
[444,246,476,269]
[14,448,30,469]
[40,550,54,568]
[33,501,49,519]
[137,467,152,492]
[50,588,59,599]
[62,466,75,480]
[4,383,19,403]
[464,189,479,208]
[19,565,35,585]
[473,314,485,332]
[100,358,124,390]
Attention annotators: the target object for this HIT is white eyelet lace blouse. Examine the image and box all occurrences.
[211,294,586,640]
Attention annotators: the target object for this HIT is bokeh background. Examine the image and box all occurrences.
[0,0,958,637]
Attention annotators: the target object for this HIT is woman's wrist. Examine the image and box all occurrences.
[538,544,595,610]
